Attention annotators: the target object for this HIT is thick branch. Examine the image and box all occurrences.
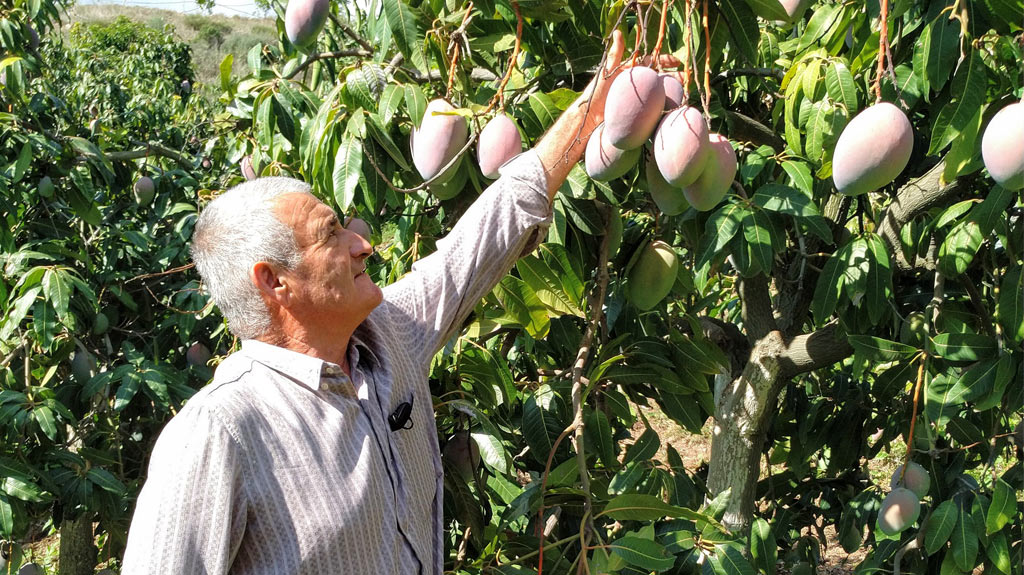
[400,67,498,84]
[725,111,785,152]
[712,67,784,85]
[78,140,194,170]
[877,161,969,271]
[327,13,374,53]
[778,321,853,379]
[739,274,778,342]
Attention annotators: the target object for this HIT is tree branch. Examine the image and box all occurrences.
[739,274,778,342]
[778,321,853,379]
[77,139,194,170]
[877,161,970,271]
[712,67,784,85]
[284,49,373,80]
[725,111,785,152]
[327,13,374,53]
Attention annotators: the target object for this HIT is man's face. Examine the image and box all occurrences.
[273,192,383,333]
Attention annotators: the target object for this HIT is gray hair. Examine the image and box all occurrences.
[191,177,312,340]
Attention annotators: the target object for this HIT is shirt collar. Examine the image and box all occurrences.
[239,339,346,392]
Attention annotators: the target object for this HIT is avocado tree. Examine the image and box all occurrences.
[0,0,1021,573]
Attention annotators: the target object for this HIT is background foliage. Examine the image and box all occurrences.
[0,0,1021,573]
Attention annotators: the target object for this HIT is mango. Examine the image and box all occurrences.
[429,158,468,200]
[186,342,212,367]
[604,66,666,150]
[877,487,920,536]
[241,155,258,180]
[285,0,329,50]
[477,113,523,179]
[345,217,372,241]
[653,105,710,187]
[899,312,927,347]
[28,25,39,50]
[750,0,811,23]
[443,430,480,481]
[981,102,1024,190]
[661,74,685,110]
[133,176,155,205]
[889,462,930,499]
[683,133,736,211]
[832,102,913,196]
[585,123,641,181]
[38,176,54,198]
[412,99,469,182]
[71,351,96,382]
[627,240,679,310]
[92,312,109,336]
[646,150,689,215]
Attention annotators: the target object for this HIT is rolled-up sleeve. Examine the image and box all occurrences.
[381,150,550,367]
[122,402,247,574]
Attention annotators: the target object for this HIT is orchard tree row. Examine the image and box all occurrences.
[0,0,1022,573]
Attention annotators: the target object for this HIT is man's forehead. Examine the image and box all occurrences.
[273,192,332,224]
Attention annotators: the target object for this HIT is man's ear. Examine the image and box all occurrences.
[251,261,291,307]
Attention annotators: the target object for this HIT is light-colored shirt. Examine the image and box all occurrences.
[121,151,551,574]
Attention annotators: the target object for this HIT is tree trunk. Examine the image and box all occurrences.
[58,515,95,575]
[706,331,787,532]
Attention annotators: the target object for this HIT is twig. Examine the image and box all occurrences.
[873,0,889,103]
[483,1,523,114]
[362,129,480,194]
[711,68,785,85]
[446,2,476,99]
[284,49,372,80]
[683,0,693,97]
[125,263,195,284]
[327,13,374,53]
[0,340,28,369]
[649,0,672,67]
[701,0,711,118]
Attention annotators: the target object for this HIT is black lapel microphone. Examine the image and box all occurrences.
[388,396,414,431]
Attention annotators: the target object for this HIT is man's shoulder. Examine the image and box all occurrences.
[177,352,264,419]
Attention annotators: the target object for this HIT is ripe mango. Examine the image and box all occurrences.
[345,217,372,241]
[285,0,329,50]
[832,102,913,196]
[877,487,920,536]
[411,99,469,182]
[186,342,212,367]
[443,430,480,481]
[889,461,930,499]
[981,102,1024,190]
[604,66,666,150]
[627,240,679,310]
[653,105,710,187]
[646,150,689,215]
[585,123,641,181]
[661,74,685,110]
[241,155,258,180]
[477,113,522,179]
[683,133,736,211]
[133,176,155,205]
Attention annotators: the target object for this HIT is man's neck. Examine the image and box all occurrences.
[257,329,353,377]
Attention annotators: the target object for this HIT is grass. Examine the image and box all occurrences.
[65,4,278,92]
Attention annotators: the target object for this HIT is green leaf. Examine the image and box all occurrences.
[929,51,987,155]
[33,405,56,441]
[86,468,126,495]
[332,136,363,214]
[599,493,703,522]
[938,220,983,277]
[951,498,979,571]
[971,185,1015,236]
[517,256,583,317]
[925,500,959,555]
[41,268,71,325]
[781,161,813,196]
[932,333,998,362]
[522,385,562,464]
[806,101,834,162]
[752,184,820,218]
[404,84,427,127]
[711,544,757,575]
[975,354,1018,411]
[697,203,748,269]
[114,371,142,412]
[996,265,1023,343]
[718,0,759,65]
[584,410,616,468]
[609,536,675,571]
[382,0,426,72]
[865,233,893,324]
[848,336,918,362]
[797,5,840,52]
[744,209,775,274]
[986,479,1014,534]
[378,84,404,125]
[623,428,661,464]
[811,241,851,323]
[470,431,508,474]
[4,476,46,503]
[219,53,233,92]
[918,15,960,94]
[493,276,549,338]
[656,390,706,434]
[749,517,777,575]
[986,530,1011,575]
[0,493,12,537]
[527,92,561,131]
[825,60,858,115]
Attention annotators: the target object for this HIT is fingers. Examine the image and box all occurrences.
[604,30,625,74]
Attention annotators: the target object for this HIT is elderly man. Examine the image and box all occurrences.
[122,31,657,573]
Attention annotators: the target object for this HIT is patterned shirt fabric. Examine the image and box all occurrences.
[121,151,551,574]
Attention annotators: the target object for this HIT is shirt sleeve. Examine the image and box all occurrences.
[121,401,247,574]
[381,150,550,368]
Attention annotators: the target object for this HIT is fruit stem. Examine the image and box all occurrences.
[446,2,475,100]
[631,2,643,67]
[483,0,522,115]
[701,0,711,120]
[649,0,672,69]
[682,0,693,98]
[902,353,927,484]
[873,0,889,104]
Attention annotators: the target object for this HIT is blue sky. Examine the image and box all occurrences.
[77,0,271,19]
